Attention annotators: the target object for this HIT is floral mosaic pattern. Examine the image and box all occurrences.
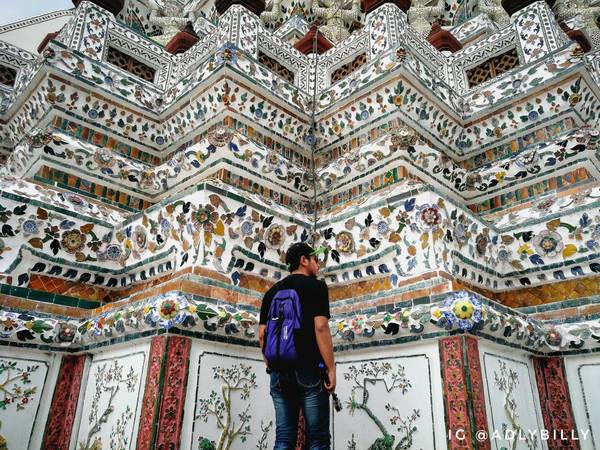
[1,290,599,353]
[3,128,311,202]
[1,2,596,159]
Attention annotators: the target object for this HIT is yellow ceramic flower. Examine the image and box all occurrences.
[144,305,151,314]
[188,304,197,314]
[518,243,534,255]
[432,308,442,318]
[453,299,474,320]
[338,322,345,331]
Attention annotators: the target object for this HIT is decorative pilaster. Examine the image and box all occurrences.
[533,357,579,450]
[42,354,87,450]
[154,335,191,449]
[465,337,491,449]
[439,336,491,450]
[136,335,168,450]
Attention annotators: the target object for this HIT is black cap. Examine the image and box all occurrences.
[285,242,315,270]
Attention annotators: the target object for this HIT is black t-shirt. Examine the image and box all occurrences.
[259,273,330,367]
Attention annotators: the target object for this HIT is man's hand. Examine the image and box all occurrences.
[324,368,336,394]
[314,315,336,394]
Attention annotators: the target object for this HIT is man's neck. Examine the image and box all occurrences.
[291,269,312,277]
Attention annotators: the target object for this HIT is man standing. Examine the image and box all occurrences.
[259,242,335,450]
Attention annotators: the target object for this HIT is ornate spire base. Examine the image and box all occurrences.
[294,23,334,55]
[165,22,200,54]
[427,22,463,53]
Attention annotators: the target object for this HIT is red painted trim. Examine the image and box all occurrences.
[533,357,580,450]
[154,336,191,449]
[42,354,86,450]
[439,336,473,450]
[136,335,168,450]
[465,336,491,450]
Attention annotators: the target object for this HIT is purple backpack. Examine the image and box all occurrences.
[264,288,302,367]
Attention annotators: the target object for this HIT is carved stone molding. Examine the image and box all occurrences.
[533,357,580,450]
[42,354,87,450]
[154,335,192,449]
[136,335,168,450]
[439,336,491,450]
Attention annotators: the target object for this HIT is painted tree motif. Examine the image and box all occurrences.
[256,420,273,449]
[109,405,133,450]
[196,363,259,450]
[344,361,420,450]
[493,360,538,450]
[78,360,138,450]
[0,360,40,448]
[0,360,39,411]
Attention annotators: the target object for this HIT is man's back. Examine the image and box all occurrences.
[259,273,330,368]
[259,242,334,449]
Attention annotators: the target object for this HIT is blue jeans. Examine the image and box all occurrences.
[269,366,331,450]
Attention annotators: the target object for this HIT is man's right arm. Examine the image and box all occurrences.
[258,324,269,368]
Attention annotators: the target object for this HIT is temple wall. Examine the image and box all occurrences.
[2,335,599,449]
[478,341,546,450]
[0,347,60,450]
[72,342,149,450]
[333,341,446,449]
[182,341,275,450]
[565,354,600,450]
